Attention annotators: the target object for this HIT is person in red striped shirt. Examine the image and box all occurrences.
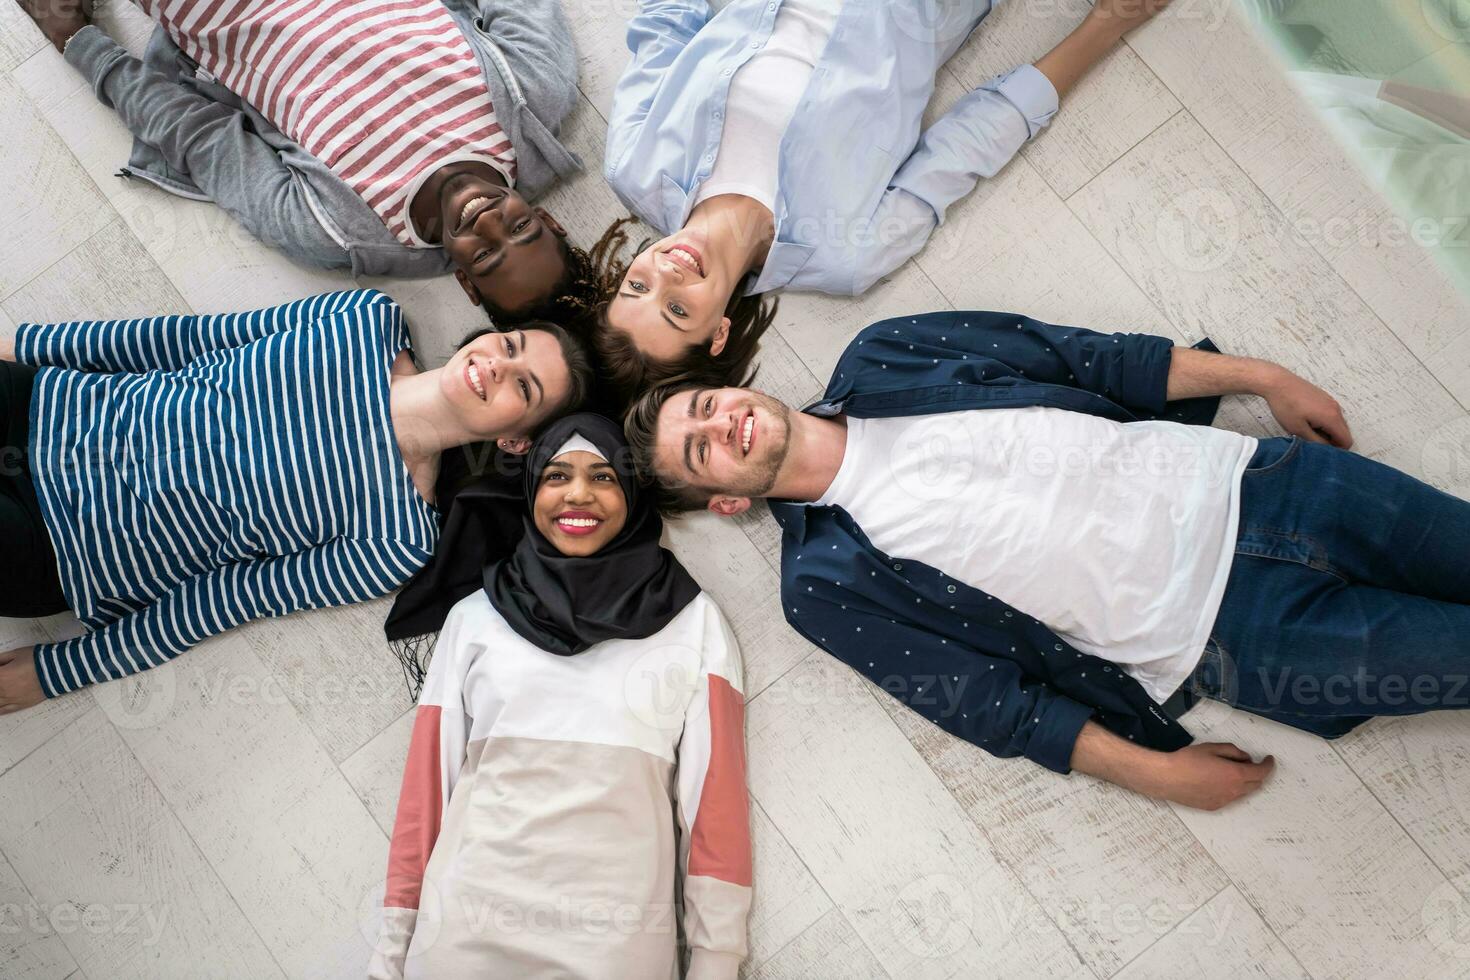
[19,0,592,326]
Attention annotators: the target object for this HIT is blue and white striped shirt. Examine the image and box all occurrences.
[18,289,440,698]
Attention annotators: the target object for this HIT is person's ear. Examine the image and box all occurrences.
[709,315,732,357]
[454,268,483,307]
[708,495,751,517]
[498,436,533,455]
[536,207,567,239]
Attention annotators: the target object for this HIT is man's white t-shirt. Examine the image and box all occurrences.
[691,0,841,213]
[813,408,1258,703]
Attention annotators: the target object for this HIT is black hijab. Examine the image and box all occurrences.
[485,413,700,656]
[384,415,699,698]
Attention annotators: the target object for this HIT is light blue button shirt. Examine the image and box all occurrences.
[605,0,1059,297]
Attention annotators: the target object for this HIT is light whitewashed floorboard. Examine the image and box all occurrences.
[0,834,80,980]
[746,653,1086,978]
[743,907,889,980]
[1,219,190,324]
[340,707,417,838]
[1068,110,1463,473]
[0,75,114,301]
[1,0,1468,977]
[875,685,1231,977]
[0,708,285,979]
[740,800,835,973]
[93,633,392,979]
[1175,702,1470,979]
[1110,885,1310,980]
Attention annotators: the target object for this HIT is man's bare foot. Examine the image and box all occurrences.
[15,0,91,53]
[0,647,45,715]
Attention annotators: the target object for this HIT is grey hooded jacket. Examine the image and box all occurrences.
[63,0,583,278]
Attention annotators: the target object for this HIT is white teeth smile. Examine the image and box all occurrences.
[742,414,754,454]
[460,196,490,225]
[668,246,702,275]
[558,518,601,528]
[467,362,486,400]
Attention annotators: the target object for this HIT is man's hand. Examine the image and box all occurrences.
[0,647,45,715]
[1257,365,1354,449]
[1166,347,1354,449]
[0,335,15,363]
[1147,741,1276,811]
[1070,720,1274,810]
[16,0,91,53]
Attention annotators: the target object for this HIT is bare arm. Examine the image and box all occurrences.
[1035,0,1172,100]
[1167,346,1354,448]
[1070,720,1276,810]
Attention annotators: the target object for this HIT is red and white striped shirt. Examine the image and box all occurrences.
[139,0,516,247]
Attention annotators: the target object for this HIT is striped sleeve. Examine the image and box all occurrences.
[31,536,430,698]
[369,600,474,980]
[14,290,393,373]
[676,600,752,980]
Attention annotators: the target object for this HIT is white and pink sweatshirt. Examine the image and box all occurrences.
[368,590,752,980]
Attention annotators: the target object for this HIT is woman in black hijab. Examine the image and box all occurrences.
[371,414,752,980]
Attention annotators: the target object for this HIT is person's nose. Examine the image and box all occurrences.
[482,355,504,385]
[699,411,732,447]
[653,254,684,284]
[472,202,506,243]
[563,479,595,506]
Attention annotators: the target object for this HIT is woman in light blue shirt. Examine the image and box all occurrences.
[591,0,1171,399]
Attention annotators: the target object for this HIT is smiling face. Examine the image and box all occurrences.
[532,450,629,556]
[605,231,735,364]
[438,328,573,442]
[651,386,792,500]
[441,174,570,320]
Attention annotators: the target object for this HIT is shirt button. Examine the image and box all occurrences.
[893,563,903,571]
[723,68,733,76]
[947,585,956,594]
[751,40,762,48]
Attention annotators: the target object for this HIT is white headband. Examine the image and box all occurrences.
[552,433,605,462]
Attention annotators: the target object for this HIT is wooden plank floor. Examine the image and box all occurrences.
[2,1,1469,976]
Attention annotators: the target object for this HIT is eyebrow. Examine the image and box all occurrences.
[681,389,705,474]
[613,290,690,332]
[520,330,545,405]
[477,223,544,276]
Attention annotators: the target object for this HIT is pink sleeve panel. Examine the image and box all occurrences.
[383,704,444,910]
[688,673,752,887]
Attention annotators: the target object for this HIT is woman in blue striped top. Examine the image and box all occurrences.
[0,288,592,712]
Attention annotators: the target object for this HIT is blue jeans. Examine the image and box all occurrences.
[1188,436,1470,738]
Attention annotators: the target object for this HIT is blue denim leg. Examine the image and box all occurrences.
[1193,437,1470,737]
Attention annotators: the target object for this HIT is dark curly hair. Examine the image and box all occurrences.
[478,236,601,336]
[583,217,778,410]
